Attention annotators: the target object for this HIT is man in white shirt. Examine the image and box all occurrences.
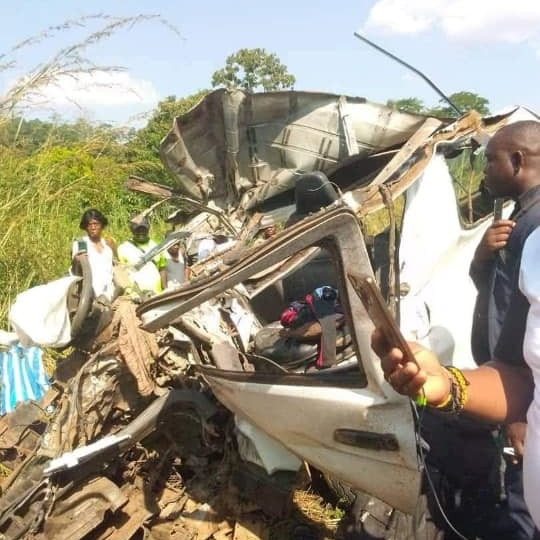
[161,242,189,290]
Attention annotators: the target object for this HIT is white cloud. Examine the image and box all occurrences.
[364,0,540,46]
[22,70,159,109]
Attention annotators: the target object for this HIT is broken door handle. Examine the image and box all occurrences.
[334,429,399,451]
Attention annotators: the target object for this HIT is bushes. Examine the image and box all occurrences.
[0,91,209,324]
[0,132,150,324]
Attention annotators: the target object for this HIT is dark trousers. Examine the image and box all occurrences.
[487,461,537,540]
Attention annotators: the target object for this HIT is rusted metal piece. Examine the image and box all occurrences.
[93,482,155,540]
[355,111,496,216]
[233,518,267,540]
[369,117,442,188]
[378,184,397,318]
[39,477,127,540]
[181,502,221,540]
[114,299,158,396]
[125,175,177,199]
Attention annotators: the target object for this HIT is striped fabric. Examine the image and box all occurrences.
[0,344,50,415]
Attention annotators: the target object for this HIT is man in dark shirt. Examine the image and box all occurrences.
[470,120,540,539]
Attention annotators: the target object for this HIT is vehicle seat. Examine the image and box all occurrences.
[283,171,340,302]
[286,171,339,226]
[253,319,353,371]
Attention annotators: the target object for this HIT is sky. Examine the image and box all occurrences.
[2,0,540,125]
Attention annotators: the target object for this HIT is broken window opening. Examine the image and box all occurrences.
[361,195,405,307]
[186,248,366,385]
[445,147,494,227]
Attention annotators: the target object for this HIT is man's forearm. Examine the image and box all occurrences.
[462,362,533,423]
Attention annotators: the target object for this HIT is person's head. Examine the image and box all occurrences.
[80,209,108,241]
[129,215,150,244]
[167,242,180,259]
[484,120,540,198]
[260,215,276,239]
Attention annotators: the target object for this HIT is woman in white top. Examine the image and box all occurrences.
[373,226,540,529]
[72,209,116,302]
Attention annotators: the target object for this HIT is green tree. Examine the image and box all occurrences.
[127,90,208,183]
[0,117,125,155]
[386,97,425,114]
[129,91,208,159]
[211,48,295,92]
[427,91,490,118]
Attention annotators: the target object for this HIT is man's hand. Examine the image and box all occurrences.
[506,421,527,462]
[371,330,451,406]
[474,220,515,264]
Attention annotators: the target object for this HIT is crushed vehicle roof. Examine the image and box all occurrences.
[160,89,433,209]
[159,88,534,221]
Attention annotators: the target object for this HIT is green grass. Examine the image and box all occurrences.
[0,129,169,325]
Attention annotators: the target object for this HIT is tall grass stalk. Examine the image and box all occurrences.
[0,14,180,325]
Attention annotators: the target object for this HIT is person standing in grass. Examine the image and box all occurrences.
[72,208,116,301]
[117,215,166,296]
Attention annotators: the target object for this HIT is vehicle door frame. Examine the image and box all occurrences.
[138,204,422,513]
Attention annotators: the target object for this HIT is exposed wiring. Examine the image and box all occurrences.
[413,403,469,540]
[306,179,345,200]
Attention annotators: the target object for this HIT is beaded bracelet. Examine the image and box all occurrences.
[430,366,469,414]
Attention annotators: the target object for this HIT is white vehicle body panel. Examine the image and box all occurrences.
[235,417,302,474]
[204,373,420,514]
[399,154,493,368]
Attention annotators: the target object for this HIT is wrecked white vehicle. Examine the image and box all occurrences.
[1,89,538,540]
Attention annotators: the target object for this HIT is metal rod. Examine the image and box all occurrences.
[354,32,462,116]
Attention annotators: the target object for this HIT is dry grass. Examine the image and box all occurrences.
[268,488,346,540]
[293,489,344,527]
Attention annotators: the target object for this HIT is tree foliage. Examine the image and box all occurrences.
[386,97,425,114]
[126,90,208,184]
[427,91,490,118]
[0,117,124,154]
[387,91,490,118]
[211,48,295,92]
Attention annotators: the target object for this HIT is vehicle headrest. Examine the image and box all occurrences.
[294,172,339,216]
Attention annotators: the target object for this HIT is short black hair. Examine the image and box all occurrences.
[80,208,108,230]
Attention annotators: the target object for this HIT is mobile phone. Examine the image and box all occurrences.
[347,273,418,367]
[77,240,87,254]
[493,198,504,221]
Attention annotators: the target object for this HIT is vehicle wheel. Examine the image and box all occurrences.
[68,254,93,339]
[324,475,444,540]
